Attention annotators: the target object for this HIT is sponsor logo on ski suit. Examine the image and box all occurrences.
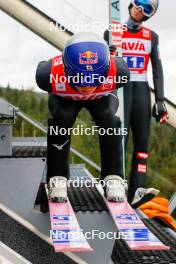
[51,55,117,100]
[122,27,152,82]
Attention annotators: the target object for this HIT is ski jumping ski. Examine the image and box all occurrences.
[106,199,170,250]
[45,185,93,252]
[96,181,170,250]
[110,0,125,173]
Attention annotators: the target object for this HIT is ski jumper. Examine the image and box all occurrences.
[36,55,130,182]
[122,26,164,203]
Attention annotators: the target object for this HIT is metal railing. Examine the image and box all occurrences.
[0,97,101,172]
[0,0,72,50]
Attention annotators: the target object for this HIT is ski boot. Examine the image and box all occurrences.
[131,187,160,208]
[104,175,126,202]
[48,176,68,203]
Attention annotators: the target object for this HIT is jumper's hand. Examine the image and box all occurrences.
[152,101,169,124]
[109,45,118,56]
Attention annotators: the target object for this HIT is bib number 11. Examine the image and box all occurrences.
[123,56,144,69]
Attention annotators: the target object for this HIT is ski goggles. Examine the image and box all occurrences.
[132,0,156,17]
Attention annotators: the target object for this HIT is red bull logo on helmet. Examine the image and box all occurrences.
[79,51,98,65]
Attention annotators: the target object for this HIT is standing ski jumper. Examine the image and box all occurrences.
[122,0,168,205]
[36,32,130,202]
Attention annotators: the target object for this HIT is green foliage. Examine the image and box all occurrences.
[0,85,50,137]
[0,85,175,201]
[71,108,100,177]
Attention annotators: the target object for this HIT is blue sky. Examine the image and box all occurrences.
[0,0,175,102]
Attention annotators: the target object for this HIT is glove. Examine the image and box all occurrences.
[109,45,118,56]
[139,197,176,231]
[152,101,169,124]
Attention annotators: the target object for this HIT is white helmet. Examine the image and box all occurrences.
[129,0,159,20]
